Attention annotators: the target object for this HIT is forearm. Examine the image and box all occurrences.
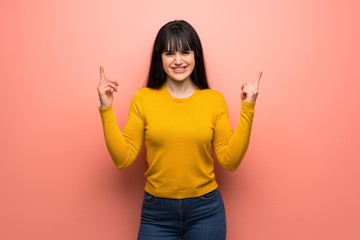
[214,101,255,171]
[227,102,255,170]
[99,106,141,169]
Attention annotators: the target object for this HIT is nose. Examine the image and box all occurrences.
[174,52,182,65]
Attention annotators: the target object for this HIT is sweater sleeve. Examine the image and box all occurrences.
[212,99,255,171]
[98,91,145,169]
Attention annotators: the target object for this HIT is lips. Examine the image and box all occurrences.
[172,66,187,73]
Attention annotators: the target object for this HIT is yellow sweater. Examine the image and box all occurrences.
[99,86,255,199]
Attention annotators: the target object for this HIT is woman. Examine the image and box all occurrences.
[97,20,261,240]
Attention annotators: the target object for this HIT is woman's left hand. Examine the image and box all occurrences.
[241,72,262,102]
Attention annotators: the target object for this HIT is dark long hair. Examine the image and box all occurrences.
[146,20,209,89]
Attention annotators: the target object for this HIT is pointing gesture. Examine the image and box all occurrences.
[241,72,262,102]
[97,66,119,108]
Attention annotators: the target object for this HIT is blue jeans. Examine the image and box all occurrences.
[138,189,226,240]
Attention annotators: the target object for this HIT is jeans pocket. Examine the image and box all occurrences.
[143,192,157,205]
[200,189,219,200]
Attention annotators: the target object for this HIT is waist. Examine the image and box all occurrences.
[144,180,219,199]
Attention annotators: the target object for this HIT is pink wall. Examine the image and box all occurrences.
[1,0,360,239]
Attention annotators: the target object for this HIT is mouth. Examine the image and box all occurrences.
[172,66,187,73]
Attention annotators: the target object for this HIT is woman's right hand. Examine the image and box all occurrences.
[97,66,119,108]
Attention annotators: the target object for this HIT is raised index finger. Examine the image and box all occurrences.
[99,65,105,83]
[254,71,262,90]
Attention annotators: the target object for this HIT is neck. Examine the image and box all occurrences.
[165,78,197,98]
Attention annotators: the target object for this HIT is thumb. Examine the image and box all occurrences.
[253,71,262,90]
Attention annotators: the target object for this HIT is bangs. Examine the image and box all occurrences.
[162,31,193,52]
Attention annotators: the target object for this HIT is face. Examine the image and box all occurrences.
[161,50,195,83]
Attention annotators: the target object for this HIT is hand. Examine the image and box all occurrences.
[97,66,119,108]
[241,72,262,102]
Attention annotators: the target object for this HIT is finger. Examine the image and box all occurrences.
[243,83,258,93]
[101,86,116,94]
[254,71,262,90]
[100,66,105,83]
[98,79,119,94]
[242,88,257,98]
[99,82,118,93]
[107,82,118,92]
[106,78,119,86]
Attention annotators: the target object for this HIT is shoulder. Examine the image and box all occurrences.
[132,87,159,100]
[134,87,155,95]
[197,89,229,113]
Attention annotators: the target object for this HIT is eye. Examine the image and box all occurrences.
[164,51,174,56]
[181,50,190,55]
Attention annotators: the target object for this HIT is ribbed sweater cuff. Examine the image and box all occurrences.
[241,101,256,111]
